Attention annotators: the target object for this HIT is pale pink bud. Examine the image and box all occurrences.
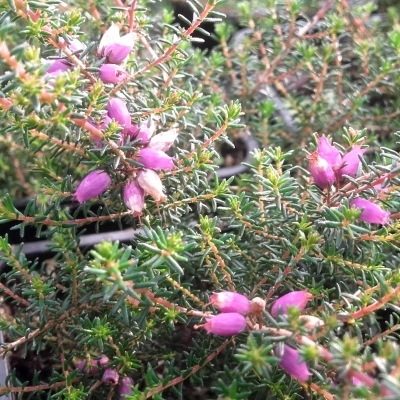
[270,290,311,317]
[298,315,324,330]
[203,313,247,336]
[136,169,167,202]
[337,146,365,180]
[68,38,86,53]
[307,152,335,189]
[350,198,391,225]
[278,345,311,382]
[250,297,266,315]
[123,180,145,216]
[99,64,129,84]
[102,368,119,385]
[137,148,175,171]
[118,377,134,398]
[107,98,131,128]
[149,128,179,151]
[74,170,111,203]
[210,292,251,315]
[317,136,341,167]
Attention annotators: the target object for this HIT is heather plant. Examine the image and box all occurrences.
[0,0,400,399]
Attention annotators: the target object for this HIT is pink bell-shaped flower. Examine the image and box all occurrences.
[98,24,136,64]
[350,198,391,225]
[99,64,129,84]
[210,292,251,315]
[317,136,341,167]
[123,180,145,216]
[307,152,335,189]
[137,148,175,171]
[149,128,179,151]
[102,368,119,385]
[202,313,247,336]
[136,169,167,202]
[336,145,365,180]
[278,345,311,382]
[118,376,134,398]
[107,98,131,128]
[270,290,311,317]
[74,170,111,204]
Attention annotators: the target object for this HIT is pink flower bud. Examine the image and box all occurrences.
[278,345,311,382]
[97,355,110,367]
[118,377,134,398]
[107,98,131,128]
[137,148,175,171]
[69,38,86,53]
[74,170,111,204]
[270,290,311,317]
[210,292,251,315]
[337,146,365,180]
[123,180,145,216]
[149,128,179,151]
[47,59,72,73]
[136,169,167,202]
[307,152,335,189]
[317,136,341,167]
[98,24,136,64]
[250,297,266,315]
[102,368,119,385]
[76,359,99,375]
[350,198,391,225]
[203,313,247,336]
[99,64,129,84]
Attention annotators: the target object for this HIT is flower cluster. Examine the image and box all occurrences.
[74,97,178,215]
[308,136,391,225]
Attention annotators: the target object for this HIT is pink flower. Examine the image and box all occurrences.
[307,152,335,189]
[137,148,175,170]
[278,345,311,382]
[123,180,145,216]
[317,136,341,167]
[126,121,156,144]
[99,64,129,84]
[118,377,134,398]
[337,145,365,180]
[270,290,311,317]
[136,169,166,202]
[107,98,131,128]
[149,128,179,151]
[308,136,366,187]
[76,359,99,375]
[74,170,111,203]
[102,368,119,385]
[98,24,136,64]
[46,59,72,73]
[350,198,391,225]
[203,313,247,336]
[210,292,251,315]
